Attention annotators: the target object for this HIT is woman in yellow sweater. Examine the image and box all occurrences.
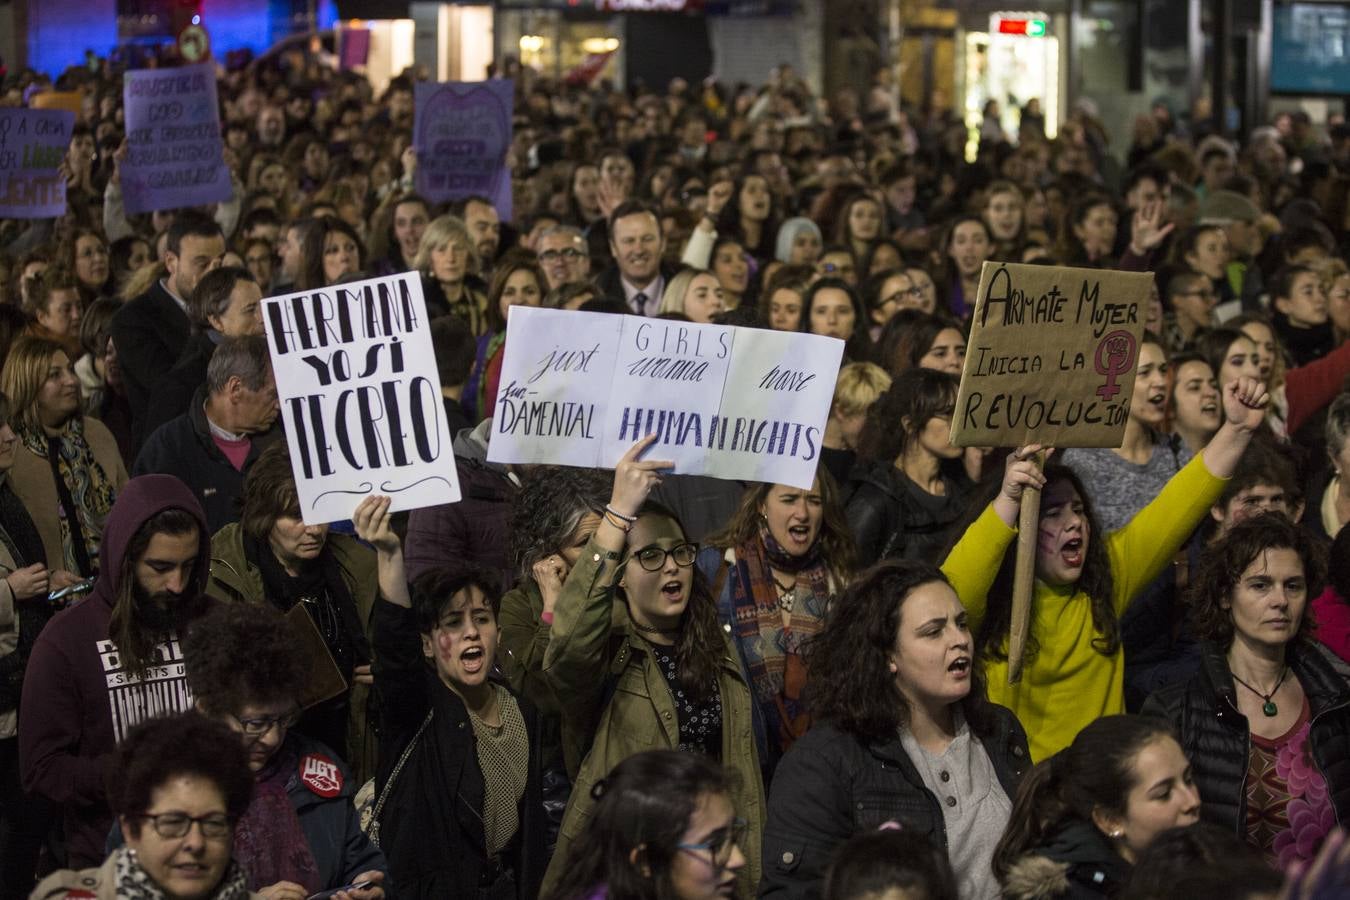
[941,376,1269,762]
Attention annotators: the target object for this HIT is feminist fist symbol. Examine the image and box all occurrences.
[1094,330,1137,401]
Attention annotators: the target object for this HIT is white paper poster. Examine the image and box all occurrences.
[488,307,843,489]
[262,272,461,524]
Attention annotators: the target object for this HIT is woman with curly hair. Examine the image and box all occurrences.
[698,474,854,776]
[543,751,748,900]
[180,601,387,898]
[941,376,1269,761]
[1143,514,1350,871]
[541,436,765,898]
[760,561,1029,900]
[844,369,972,567]
[874,310,966,377]
[32,713,262,900]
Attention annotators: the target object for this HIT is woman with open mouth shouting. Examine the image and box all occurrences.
[941,376,1270,762]
[541,435,765,899]
[699,473,855,778]
[760,561,1029,900]
[366,495,549,900]
[1144,514,1350,872]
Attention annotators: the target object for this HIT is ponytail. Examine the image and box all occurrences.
[992,755,1070,881]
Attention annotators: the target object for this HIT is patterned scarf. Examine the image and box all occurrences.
[19,416,115,576]
[727,523,832,755]
[112,846,251,899]
[233,742,321,892]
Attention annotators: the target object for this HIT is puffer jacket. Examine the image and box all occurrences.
[541,536,766,899]
[1142,640,1350,835]
[843,462,971,568]
[1000,820,1131,900]
[404,420,518,591]
[758,707,1030,900]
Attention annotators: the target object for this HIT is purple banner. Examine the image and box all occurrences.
[414,80,513,221]
[0,109,73,219]
[122,63,231,215]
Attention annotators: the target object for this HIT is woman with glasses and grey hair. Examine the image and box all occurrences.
[540,437,766,899]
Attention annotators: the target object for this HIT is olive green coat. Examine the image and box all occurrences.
[541,537,765,897]
[205,523,379,785]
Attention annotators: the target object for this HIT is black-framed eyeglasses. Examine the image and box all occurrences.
[539,248,585,262]
[132,811,233,840]
[678,817,748,870]
[629,542,699,572]
[230,708,301,738]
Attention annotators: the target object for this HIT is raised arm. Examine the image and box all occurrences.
[1200,377,1270,478]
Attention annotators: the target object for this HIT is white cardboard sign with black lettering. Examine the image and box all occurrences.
[488,307,843,489]
[262,272,462,524]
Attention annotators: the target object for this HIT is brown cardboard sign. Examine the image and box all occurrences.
[951,262,1153,449]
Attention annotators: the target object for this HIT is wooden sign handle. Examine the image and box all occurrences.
[1008,450,1046,684]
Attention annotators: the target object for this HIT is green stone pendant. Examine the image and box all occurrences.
[1262,700,1278,717]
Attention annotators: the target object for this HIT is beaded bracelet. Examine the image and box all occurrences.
[605,504,638,523]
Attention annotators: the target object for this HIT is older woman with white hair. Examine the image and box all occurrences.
[414,215,488,334]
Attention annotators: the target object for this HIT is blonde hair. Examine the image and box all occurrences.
[658,267,710,316]
[0,335,69,433]
[832,361,893,417]
[412,215,479,277]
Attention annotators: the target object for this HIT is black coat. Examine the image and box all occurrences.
[759,706,1030,900]
[139,331,215,440]
[1000,820,1131,900]
[595,261,679,312]
[1143,640,1350,835]
[132,386,272,534]
[109,280,192,444]
[372,597,546,900]
[843,462,971,568]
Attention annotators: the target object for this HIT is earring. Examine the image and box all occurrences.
[1111,830,1123,839]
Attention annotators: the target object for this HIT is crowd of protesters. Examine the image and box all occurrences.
[3,39,1350,900]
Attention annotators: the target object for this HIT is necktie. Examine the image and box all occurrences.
[633,292,647,314]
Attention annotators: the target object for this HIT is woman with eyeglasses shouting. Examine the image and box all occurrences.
[178,601,387,900]
[541,436,765,899]
[544,750,748,900]
[34,713,267,900]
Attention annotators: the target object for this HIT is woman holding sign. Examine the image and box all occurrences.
[541,436,765,899]
[940,376,1269,761]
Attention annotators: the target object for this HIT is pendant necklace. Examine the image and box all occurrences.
[771,573,796,613]
[1231,666,1289,717]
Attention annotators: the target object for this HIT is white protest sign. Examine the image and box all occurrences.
[488,307,842,489]
[262,272,461,524]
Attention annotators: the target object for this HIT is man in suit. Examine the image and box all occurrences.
[110,211,226,447]
[596,200,676,315]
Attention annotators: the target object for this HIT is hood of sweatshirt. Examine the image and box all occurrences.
[91,474,212,610]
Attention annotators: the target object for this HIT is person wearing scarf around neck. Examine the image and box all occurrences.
[698,475,855,780]
[32,713,266,900]
[0,335,126,582]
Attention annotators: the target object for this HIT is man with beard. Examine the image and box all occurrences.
[18,475,211,868]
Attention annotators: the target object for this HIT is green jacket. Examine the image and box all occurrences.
[541,537,765,897]
[205,523,379,785]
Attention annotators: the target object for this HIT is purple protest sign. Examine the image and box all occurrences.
[414,80,513,221]
[122,63,231,215]
[0,109,73,219]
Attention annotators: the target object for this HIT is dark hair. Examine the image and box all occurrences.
[875,309,962,377]
[994,715,1179,882]
[79,298,120,362]
[107,507,203,681]
[1213,438,1298,512]
[623,503,724,701]
[1120,823,1279,900]
[607,200,661,237]
[1122,162,1170,199]
[189,265,256,331]
[411,567,502,632]
[485,252,547,334]
[298,217,365,292]
[166,210,225,259]
[855,368,959,464]
[1055,193,1117,265]
[1187,513,1326,648]
[805,561,995,741]
[429,315,476,389]
[1271,263,1316,302]
[1192,326,1254,386]
[109,713,253,836]
[184,601,306,715]
[1167,224,1226,271]
[240,443,301,541]
[948,464,1116,661]
[1330,526,1350,602]
[510,467,610,581]
[824,828,958,900]
[543,750,734,900]
[109,235,151,287]
[801,277,872,362]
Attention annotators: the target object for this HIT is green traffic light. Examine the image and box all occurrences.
[1027,19,1046,36]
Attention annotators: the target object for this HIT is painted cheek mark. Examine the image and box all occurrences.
[436,631,455,653]
[1037,527,1058,556]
